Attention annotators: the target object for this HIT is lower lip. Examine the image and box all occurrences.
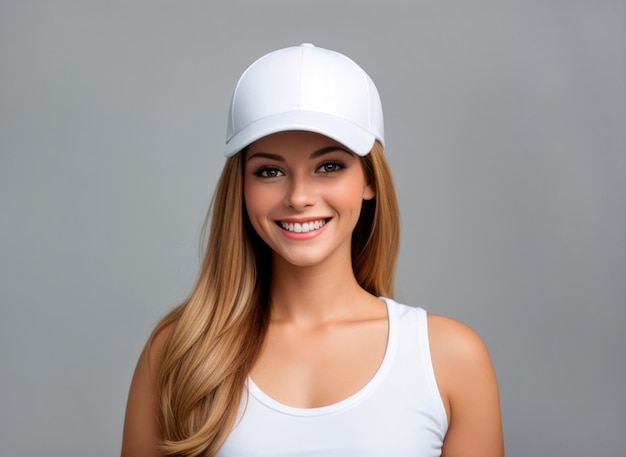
[276,221,329,240]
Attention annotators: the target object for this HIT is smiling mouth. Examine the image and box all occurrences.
[278,218,329,233]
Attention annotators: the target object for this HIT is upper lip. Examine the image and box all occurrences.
[275,217,330,223]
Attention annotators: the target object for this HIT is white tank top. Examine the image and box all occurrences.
[217,298,448,456]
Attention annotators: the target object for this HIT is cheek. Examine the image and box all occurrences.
[243,178,261,226]
[243,186,266,240]
[243,183,255,215]
[325,180,367,215]
[243,180,279,221]
[243,176,263,212]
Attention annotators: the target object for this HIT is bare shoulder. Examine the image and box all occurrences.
[121,325,172,457]
[132,323,172,391]
[427,314,504,457]
[427,314,492,373]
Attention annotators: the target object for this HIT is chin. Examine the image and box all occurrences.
[276,255,327,268]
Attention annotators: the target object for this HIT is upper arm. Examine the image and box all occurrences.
[428,314,504,457]
[121,329,169,457]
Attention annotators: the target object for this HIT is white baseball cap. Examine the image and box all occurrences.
[224,43,384,157]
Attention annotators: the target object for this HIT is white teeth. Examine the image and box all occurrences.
[280,219,326,233]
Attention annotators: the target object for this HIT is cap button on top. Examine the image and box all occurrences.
[300,43,315,47]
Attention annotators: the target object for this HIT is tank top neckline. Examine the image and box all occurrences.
[246,297,399,417]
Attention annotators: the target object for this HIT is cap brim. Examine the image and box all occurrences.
[224,111,378,157]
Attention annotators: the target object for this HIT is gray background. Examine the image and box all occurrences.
[1,1,624,455]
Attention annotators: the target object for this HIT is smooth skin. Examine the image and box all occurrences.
[121,131,504,456]
[121,328,166,457]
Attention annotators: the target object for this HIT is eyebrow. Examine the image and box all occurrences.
[246,146,353,162]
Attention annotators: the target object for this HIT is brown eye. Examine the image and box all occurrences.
[256,167,284,178]
[317,162,344,173]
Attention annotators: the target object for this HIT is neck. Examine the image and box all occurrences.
[268,255,372,327]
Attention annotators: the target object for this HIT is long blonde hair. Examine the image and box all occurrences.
[150,141,399,456]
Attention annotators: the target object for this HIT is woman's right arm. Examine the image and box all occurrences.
[121,329,168,457]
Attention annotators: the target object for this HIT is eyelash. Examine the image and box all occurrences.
[254,161,345,178]
[317,161,345,173]
[255,167,284,178]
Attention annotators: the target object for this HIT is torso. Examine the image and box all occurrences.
[218,299,448,457]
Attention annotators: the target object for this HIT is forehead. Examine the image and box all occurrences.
[246,131,348,154]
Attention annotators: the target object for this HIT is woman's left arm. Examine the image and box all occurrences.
[428,314,504,457]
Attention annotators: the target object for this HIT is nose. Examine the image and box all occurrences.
[284,173,316,211]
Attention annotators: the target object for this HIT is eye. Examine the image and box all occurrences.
[255,167,284,178]
[317,162,344,173]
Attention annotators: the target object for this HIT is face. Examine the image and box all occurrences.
[243,131,375,269]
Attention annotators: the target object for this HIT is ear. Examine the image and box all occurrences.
[363,183,375,201]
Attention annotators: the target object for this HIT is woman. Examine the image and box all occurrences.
[122,43,503,457]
